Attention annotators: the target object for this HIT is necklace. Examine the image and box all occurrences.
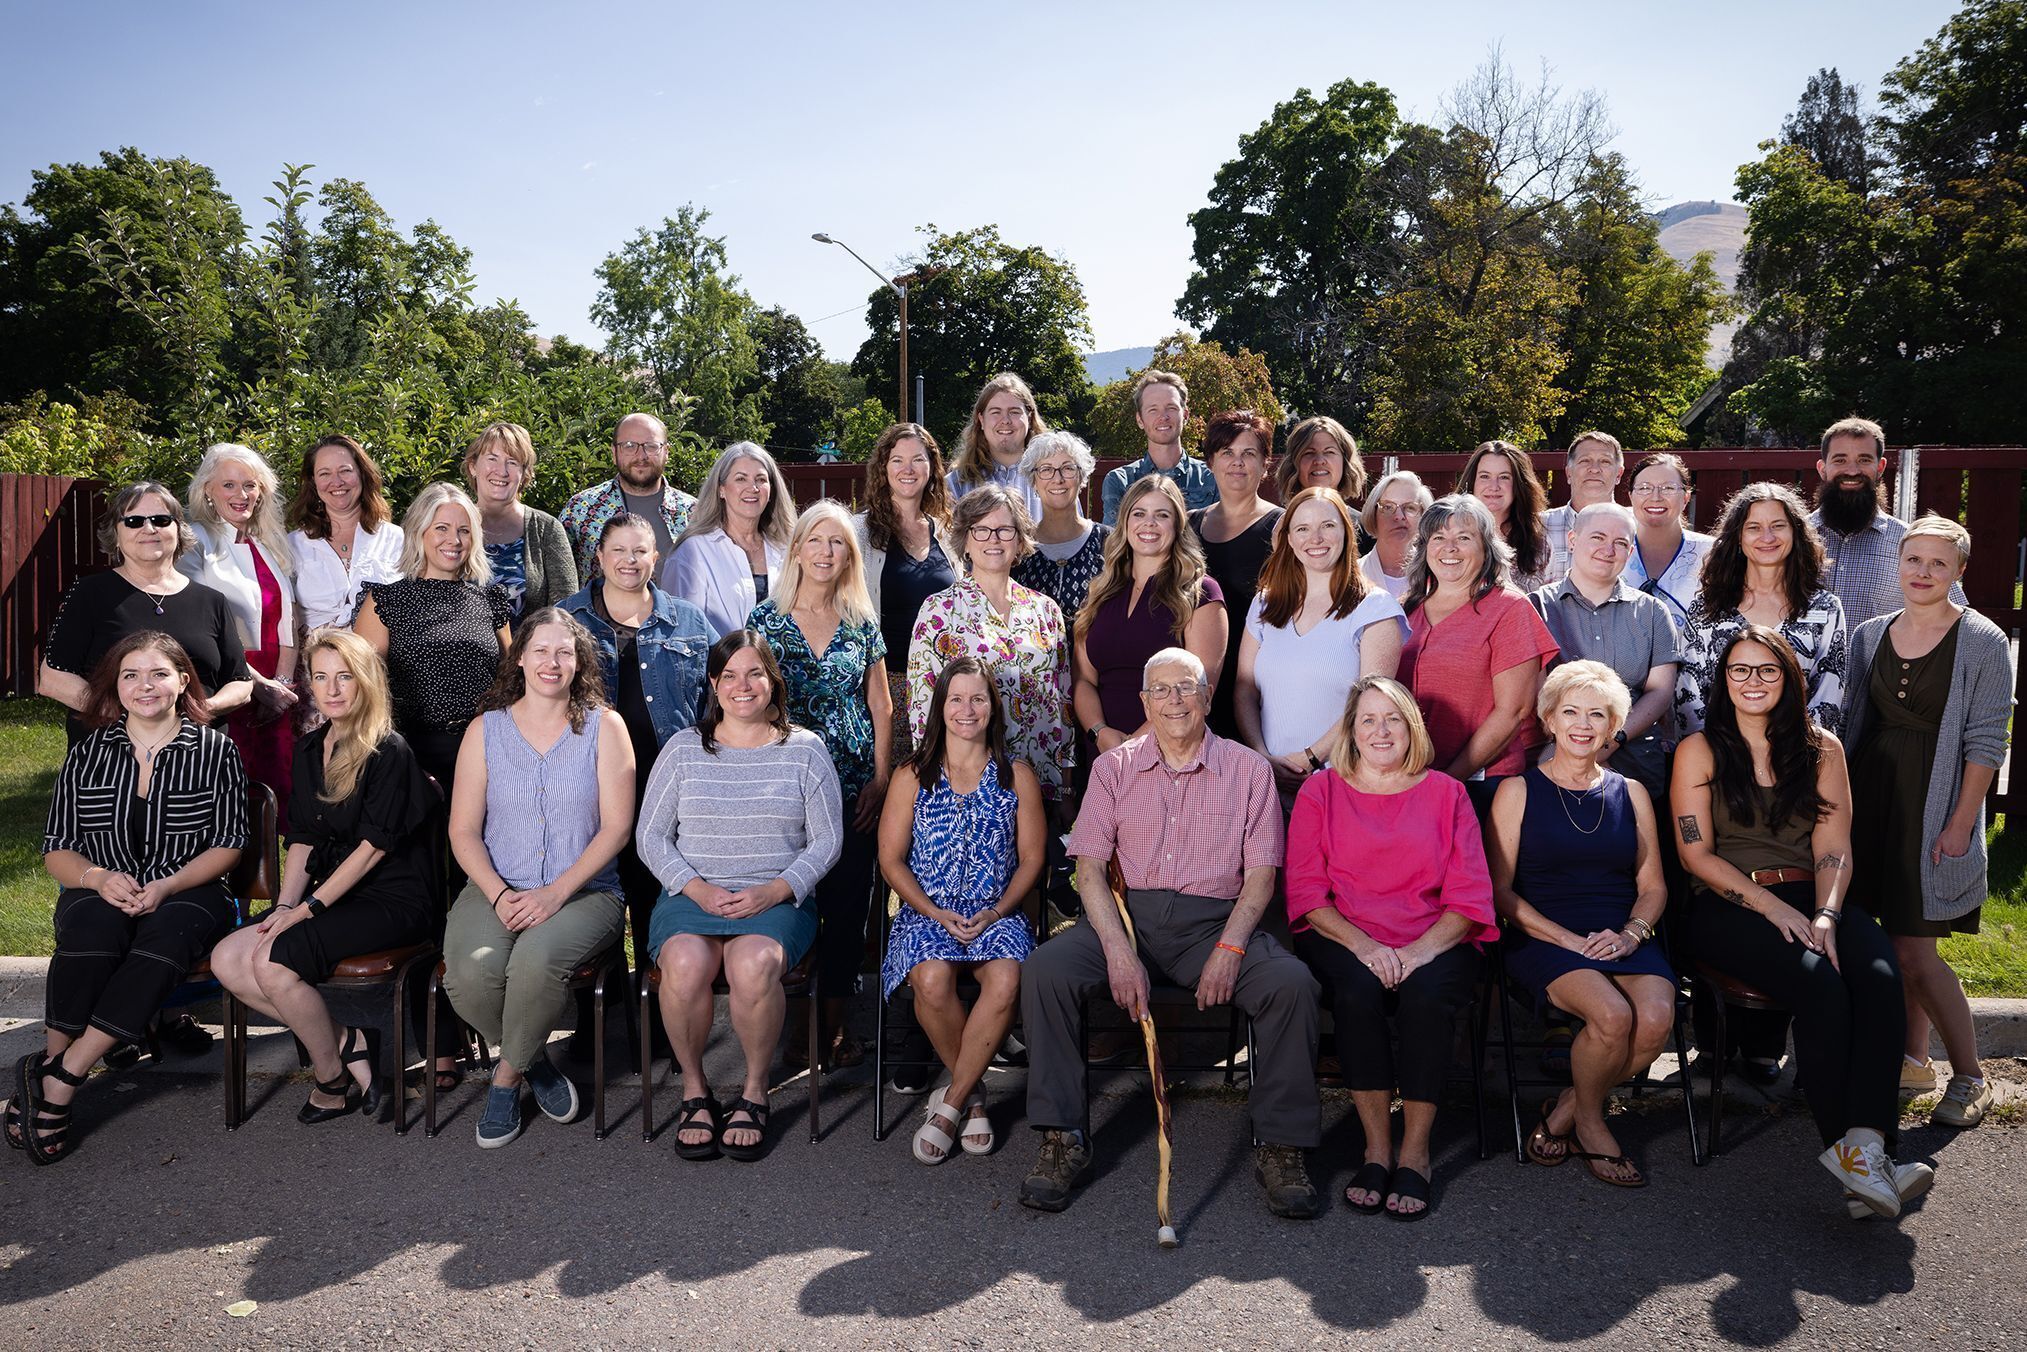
[127,571,175,615]
[1549,771,1609,835]
[131,723,177,766]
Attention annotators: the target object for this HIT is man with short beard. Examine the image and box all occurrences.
[558,412,700,577]
[1808,417,1962,626]
[1100,370,1217,525]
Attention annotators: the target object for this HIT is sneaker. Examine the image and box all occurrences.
[524,1057,581,1124]
[1931,1074,1993,1128]
[475,1083,525,1148]
[1254,1144,1325,1220]
[1899,1057,1938,1092]
[888,1028,935,1094]
[1820,1135,1898,1218]
[1019,1130,1094,1212]
[1844,1159,1936,1220]
[994,1030,1028,1068]
[1738,1054,1784,1086]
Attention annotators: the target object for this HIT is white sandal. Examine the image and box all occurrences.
[960,1091,995,1156]
[912,1091,960,1165]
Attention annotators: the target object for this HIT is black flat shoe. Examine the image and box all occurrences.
[1344,1161,1391,1214]
[297,1071,359,1125]
[338,1027,383,1118]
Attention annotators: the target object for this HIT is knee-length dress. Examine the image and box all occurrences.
[1850,620,1974,937]
[880,760,1035,997]
[1504,767,1673,1002]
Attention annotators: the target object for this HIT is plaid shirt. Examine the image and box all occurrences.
[1808,508,1966,628]
[558,477,697,579]
[1068,730,1283,899]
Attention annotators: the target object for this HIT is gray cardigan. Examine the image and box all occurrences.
[518,508,580,616]
[1841,609,2012,920]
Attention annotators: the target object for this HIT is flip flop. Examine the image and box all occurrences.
[1571,1148,1648,1188]
[1386,1166,1433,1222]
[1344,1161,1391,1214]
[1525,1096,1572,1167]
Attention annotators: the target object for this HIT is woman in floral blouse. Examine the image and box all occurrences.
[906,484,1072,807]
[749,499,892,1068]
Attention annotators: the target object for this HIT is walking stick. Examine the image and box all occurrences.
[1109,864,1178,1249]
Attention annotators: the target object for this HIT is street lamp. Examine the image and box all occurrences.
[813,232,911,424]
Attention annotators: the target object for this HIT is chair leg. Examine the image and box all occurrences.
[806,971,822,1144]
[393,968,412,1135]
[1675,990,1704,1166]
[1470,991,1491,1161]
[1496,954,1527,1164]
[640,970,656,1144]
[593,969,609,1141]
[873,972,889,1142]
[1224,1006,1241,1087]
[1079,998,1092,1143]
[1706,990,1728,1159]
[222,991,239,1130]
[618,956,642,1073]
[424,968,442,1138]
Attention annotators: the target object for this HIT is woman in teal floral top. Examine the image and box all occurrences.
[749,499,893,1066]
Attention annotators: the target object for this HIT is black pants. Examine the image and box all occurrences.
[47,884,235,1042]
[1686,881,1903,1145]
[1296,931,1478,1104]
[811,820,879,994]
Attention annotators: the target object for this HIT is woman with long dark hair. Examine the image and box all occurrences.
[286,434,403,631]
[1672,627,1922,1220]
[1462,441,1552,591]
[878,657,1044,1163]
[854,423,955,765]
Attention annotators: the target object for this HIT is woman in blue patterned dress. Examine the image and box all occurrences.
[749,499,893,1068]
[878,656,1044,1164]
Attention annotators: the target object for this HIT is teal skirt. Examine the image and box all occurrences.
[646,890,818,968]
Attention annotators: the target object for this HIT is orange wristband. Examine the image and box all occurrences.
[1216,941,1247,957]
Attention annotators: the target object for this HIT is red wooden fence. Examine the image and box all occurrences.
[1,475,109,698]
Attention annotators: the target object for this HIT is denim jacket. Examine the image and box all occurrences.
[560,581,714,746]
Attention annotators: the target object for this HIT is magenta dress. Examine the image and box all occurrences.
[1083,575,1225,739]
[229,545,296,829]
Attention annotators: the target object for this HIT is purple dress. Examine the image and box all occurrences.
[1084,575,1225,736]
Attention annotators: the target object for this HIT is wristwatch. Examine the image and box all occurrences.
[1612,729,1629,747]
[305,895,328,916]
[1305,749,1324,771]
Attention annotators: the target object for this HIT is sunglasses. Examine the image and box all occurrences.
[120,514,176,529]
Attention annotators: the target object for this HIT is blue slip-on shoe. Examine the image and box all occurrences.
[475,1083,525,1149]
[524,1056,581,1125]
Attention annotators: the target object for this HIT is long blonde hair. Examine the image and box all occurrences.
[398,482,493,585]
[187,444,294,576]
[1074,475,1206,644]
[774,499,875,626]
[304,628,395,804]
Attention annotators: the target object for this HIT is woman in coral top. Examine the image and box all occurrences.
[1285,675,1498,1223]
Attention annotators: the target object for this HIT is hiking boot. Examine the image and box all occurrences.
[1019,1130,1093,1212]
[1255,1144,1324,1219]
[1931,1074,1993,1128]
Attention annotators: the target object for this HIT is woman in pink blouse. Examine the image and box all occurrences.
[1286,675,1498,1222]
[1396,493,1558,815]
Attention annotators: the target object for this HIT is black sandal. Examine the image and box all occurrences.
[719,1096,770,1163]
[1570,1147,1648,1188]
[1386,1166,1433,1222]
[17,1050,85,1166]
[297,1069,358,1125]
[338,1027,384,1118]
[673,1095,721,1161]
[1344,1162,1391,1214]
[1525,1095,1573,1167]
[4,1095,22,1151]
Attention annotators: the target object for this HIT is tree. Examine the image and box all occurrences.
[850,224,1093,441]
[1086,333,1285,458]
[1782,68,1876,193]
[591,206,763,445]
[743,305,846,457]
[1877,0,2027,186]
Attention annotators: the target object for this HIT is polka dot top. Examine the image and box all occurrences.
[359,578,512,735]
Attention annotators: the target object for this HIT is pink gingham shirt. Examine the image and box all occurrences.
[1067,730,1283,900]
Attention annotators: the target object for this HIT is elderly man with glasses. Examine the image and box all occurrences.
[558,412,700,577]
[1017,647,1323,1221]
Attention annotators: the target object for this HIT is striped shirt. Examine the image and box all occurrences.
[1067,730,1283,900]
[1808,508,1967,628]
[634,725,843,904]
[44,717,251,884]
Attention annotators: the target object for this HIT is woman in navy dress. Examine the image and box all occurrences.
[878,656,1044,1165]
[1487,660,1675,1188]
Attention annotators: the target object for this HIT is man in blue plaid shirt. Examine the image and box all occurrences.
[1808,417,1965,626]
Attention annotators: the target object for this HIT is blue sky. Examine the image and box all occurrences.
[1,1,1959,358]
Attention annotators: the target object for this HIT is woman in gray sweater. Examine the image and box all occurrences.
[637,630,842,1160]
[1842,514,2011,1130]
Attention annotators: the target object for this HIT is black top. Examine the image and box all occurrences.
[880,533,957,673]
[1188,505,1282,736]
[359,578,512,736]
[287,724,440,912]
[44,717,251,885]
[44,571,248,745]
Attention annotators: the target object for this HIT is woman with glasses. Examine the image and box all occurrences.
[1622,453,1713,626]
[1359,471,1434,602]
[905,485,1072,806]
[1012,431,1109,645]
[1188,410,1283,739]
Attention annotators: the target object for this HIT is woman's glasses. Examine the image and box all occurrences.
[1724,662,1782,684]
[120,514,175,529]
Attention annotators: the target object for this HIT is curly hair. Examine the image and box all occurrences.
[1460,440,1548,580]
[1701,625,1828,833]
[477,607,608,734]
[862,423,951,551]
[1074,475,1208,645]
[1698,481,1824,618]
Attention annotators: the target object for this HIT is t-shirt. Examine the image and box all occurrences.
[1398,588,1560,779]
[623,488,676,561]
[1244,590,1410,757]
[44,571,249,745]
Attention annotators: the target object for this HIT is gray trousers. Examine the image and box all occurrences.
[441,883,627,1072]
[1022,888,1321,1148]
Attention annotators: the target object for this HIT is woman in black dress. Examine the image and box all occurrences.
[1188,410,1282,739]
[209,629,439,1122]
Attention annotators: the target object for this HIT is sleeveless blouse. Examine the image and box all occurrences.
[1709,781,1814,880]
[480,707,621,895]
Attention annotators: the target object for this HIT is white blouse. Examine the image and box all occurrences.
[662,528,786,638]
[288,521,404,630]
[178,520,297,654]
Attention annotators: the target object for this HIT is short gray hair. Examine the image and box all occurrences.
[1571,501,1637,537]
[1142,646,1207,689]
[1359,469,1434,536]
[1020,430,1096,482]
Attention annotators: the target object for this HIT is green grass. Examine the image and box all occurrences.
[1943,814,2027,996]
[0,697,66,957]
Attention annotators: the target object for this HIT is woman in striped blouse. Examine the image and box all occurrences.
[637,630,843,1161]
[13,632,249,1164]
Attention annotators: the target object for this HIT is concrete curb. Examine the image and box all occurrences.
[4,955,2025,1057]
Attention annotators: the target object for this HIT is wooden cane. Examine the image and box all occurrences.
[1109,866,1178,1248]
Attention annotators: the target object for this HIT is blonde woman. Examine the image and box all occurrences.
[181,443,301,822]
[664,441,795,637]
[461,420,578,625]
[210,630,440,1123]
[749,499,894,1067]
[1072,475,1225,755]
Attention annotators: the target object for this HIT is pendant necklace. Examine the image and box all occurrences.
[1551,772,1608,835]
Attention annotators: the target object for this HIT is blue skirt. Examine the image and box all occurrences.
[646,891,818,969]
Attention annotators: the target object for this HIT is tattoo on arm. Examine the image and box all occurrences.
[1815,852,1847,872]
[1720,887,1749,906]
[1677,815,1703,844]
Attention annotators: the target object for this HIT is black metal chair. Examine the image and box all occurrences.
[1687,961,1786,1159]
[638,950,823,1145]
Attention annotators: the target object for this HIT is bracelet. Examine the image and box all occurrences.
[1087,721,1108,737]
[1624,917,1656,943]
[79,865,102,889]
[1304,749,1324,772]
[1215,941,1247,958]
[494,883,513,905]
[1813,907,1840,923]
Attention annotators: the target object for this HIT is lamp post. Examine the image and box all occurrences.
[813,233,909,424]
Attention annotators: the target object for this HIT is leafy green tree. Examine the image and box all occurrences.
[743,305,846,457]
[591,206,763,445]
[1782,68,1877,193]
[1087,333,1285,458]
[850,224,1093,441]
[838,397,889,463]
[1877,0,2027,186]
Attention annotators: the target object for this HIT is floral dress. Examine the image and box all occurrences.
[905,576,1071,799]
[748,598,887,802]
[880,759,1035,997]
[1674,588,1847,736]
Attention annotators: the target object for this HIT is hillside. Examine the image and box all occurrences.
[1655,200,1747,364]
[1083,346,1156,386]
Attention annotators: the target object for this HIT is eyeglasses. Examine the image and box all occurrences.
[967,525,1020,542]
[615,440,667,455]
[120,514,175,529]
[1630,483,1686,498]
[1724,663,1783,684]
[1374,503,1424,520]
[1143,680,1203,701]
[1032,464,1081,481]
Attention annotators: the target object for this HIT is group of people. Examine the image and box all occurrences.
[7,378,2005,1230]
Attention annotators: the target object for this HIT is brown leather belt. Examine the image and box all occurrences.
[1749,866,1813,886]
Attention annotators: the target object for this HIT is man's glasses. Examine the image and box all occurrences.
[1143,681,1203,701]
[120,514,175,529]
[616,440,667,455]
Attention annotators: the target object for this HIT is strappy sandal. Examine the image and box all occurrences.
[1344,1162,1392,1214]
[1571,1146,1648,1188]
[913,1092,960,1165]
[960,1091,995,1156]
[672,1096,721,1161]
[1386,1166,1433,1222]
[18,1050,85,1166]
[1525,1096,1573,1167]
[338,1027,383,1118]
[719,1096,770,1163]
[297,1069,358,1125]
